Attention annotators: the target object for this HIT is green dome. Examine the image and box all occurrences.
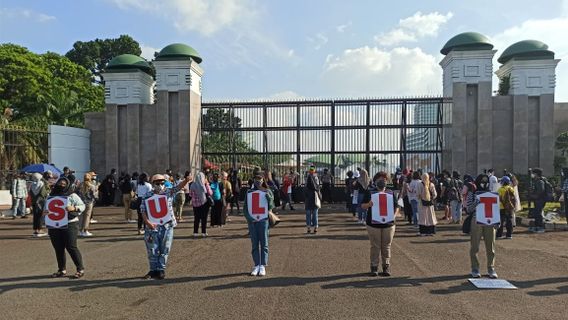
[498,40,554,64]
[106,54,152,74]
[441,32,494,55]
[156,43,202,63]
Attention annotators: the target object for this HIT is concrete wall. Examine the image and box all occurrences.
[48,125,91,179]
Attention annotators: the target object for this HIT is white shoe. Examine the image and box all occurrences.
[90,219,98,224]
[258,265,266,276]
[83,231,93,237]
[201,233,208,238]
[193,233,199,238]
[37,232,48,237]
[79,231,85,237]
[250,266,260,276]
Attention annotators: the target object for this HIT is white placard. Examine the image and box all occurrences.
[247,191,269,221]
[475,192,501,225]
[468,279,517,289]
[144,194,172,225]
[45,196,68,228]
[371,192,395,224]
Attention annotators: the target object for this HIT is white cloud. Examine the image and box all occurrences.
[336,21,352,33]
[375,11,453,46]
[140,44,159,60]
[323,46,441,97]
[266,90,305,100]
[308,33,329,50]
[109,0,256,36]
[0,8,56,23]
[491,6,568,101]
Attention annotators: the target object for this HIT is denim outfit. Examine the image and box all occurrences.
[243,188,274,267]
[306,209,319,228]
[410,199,419,226]
[356,192,366,221]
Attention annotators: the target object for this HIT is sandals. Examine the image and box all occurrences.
[51,270,67,278]
[72,270,85,279]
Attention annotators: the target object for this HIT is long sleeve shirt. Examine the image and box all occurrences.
[12,178,28,198]
[243,188,275,223]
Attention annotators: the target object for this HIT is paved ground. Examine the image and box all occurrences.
[0,204,567,320]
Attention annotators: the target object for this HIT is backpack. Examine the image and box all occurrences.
[543,178,554,202]
[447,178,462,202]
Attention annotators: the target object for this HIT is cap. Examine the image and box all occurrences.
[151,174,166,182]
[500,176,511,185]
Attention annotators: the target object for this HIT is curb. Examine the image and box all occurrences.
[517,217,568,231]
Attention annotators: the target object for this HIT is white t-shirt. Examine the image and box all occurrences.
[489,175,499,193]
[136,182,153,197]
[407,179,421,201]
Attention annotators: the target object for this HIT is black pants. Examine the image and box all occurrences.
[230,192,240,212]
[48,223,84,272]
[497,209,513,238]
[533,200,546,228]
[32,202,43,230]
[419,225,436,235]
[211,200,224,226]
[402,196,413,223]
[322,183,332,203]
[137,207,144,230]
[193,204,210,234]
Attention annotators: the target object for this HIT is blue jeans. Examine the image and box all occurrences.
[306,209,319,227]
[12,197,26,217]
[248,220,269,266]
[450,200,462,222]
[144,223,174,271]
[533,200,546,229]
[356,192,366,221]
[410,199,419,226]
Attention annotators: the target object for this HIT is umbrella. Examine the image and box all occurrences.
[21,163,63,175]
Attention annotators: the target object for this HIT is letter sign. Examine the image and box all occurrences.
[475,192,500,225]
[145,194,172,225]
[247,191,268,221]
[45,196,68,228]
[371,192,395,224]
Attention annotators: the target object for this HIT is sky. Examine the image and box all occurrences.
[0,0,567,101]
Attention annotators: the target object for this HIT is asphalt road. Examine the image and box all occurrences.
[0,204,567,320]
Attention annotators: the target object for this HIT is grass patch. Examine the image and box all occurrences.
[516,201,566,224]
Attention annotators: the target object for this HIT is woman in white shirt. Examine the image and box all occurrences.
[135,173,153,235]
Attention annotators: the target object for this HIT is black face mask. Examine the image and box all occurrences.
[52,184,66,195]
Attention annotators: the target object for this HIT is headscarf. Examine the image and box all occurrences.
[421,173,431,201]
[190,172,207,203]
[50,177,71,196]
[358,169,370,190]
[30,173,44,196]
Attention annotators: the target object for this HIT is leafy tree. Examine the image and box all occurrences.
[65,35,142,83]
[498,75,510,96]
[554,132,568,172]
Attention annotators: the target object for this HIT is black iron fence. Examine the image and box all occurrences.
[202,97,452,183]
[0,125,49,189]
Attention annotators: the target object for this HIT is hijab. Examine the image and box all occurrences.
[421,173,431,201]
[51,177,71,197]
[30,173,44,196]
[357,169,370,190]
[190,172,207,203]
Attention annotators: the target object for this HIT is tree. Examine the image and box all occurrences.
[65,35,142,83]
[0,44,104,129]
[554,132,568,172]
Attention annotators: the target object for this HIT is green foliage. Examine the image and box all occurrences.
[65,35,142,82]
[498,75,510,95]
[0,44,104,129]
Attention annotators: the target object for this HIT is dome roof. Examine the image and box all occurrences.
[105,54,152,74]
[440,32,494,55]
[156,43,202,64]
[498,40,554,64]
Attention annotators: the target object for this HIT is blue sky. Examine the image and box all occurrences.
[1,0,567,101]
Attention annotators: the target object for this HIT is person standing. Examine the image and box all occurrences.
[243,175,274,276]
[209,173,225,227]
[280,172,295,211]
[449,171,464,224]
[407,172,421,227]
[221,172,233,222]
[229,170,242,215]
[361,177,399,276]
[119,174,134,223]
[304,166,321,234]
[30,173,49,237]
[497,176,516,239]
[43,177,86,279]
[354,168,371,224]
[469,181,498,279]
[529,168,549,233]
[173,173,186,222]
[189,172,213,237]
[488,169,499,193]
[344,171,355,214]
[417,173,438,236]
[400,173,413,225]
[135,173,152,235]
[11,171,28,218]
[321,168,334,203]
[140,174,192,280]
[78,173,97,237]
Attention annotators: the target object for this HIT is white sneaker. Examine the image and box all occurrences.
[83,231,93,237]
[37,232,48,237]
[258,265,266,276]
[250,266,260,276]
[193,233,199,238]
[201,233,208,238]
[90,219,98,224]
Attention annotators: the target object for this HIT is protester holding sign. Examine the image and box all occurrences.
[139,174,191,280]
[43,177,86,279]
[361,175,399,277]
[469,182,499,279]
[243,175,275,276]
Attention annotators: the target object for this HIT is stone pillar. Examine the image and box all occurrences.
[476,81,493,173]
[126,104,141,173]
[451,83,467,175]
[104,104,119,174]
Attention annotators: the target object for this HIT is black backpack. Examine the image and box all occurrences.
[543,178,554,202]
[447,178,462,201]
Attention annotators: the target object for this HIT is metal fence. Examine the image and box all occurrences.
[202,97,452,182]
[0,125,49,189]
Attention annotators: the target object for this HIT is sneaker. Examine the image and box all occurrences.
[83,231,93,237]
[201,233,208,238]
[505,236,513,239]
[138,229,145,235]
[37,232,48,237]
[306,228,311,234]
[250,266,260,276]
[143,271,156,280]
[535,228,545,234]
[470,269,481,278]
[79,231,85,237]
[370,266,379,277]
[258,265,266,276]
[488,269,498,279]
[90,219,98,224]
[193,233,199,238]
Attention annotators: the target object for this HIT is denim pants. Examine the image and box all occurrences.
[12,197,26,217]
[533,200,546,229]
[144,223,174,271]
[356,192,366,221]
[450,200,462,222]
[410,199,419,226]
[306,209,319,227]
[248,219,269,266]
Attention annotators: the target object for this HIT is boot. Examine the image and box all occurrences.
[370,266,379,277]
[382,264,391,277]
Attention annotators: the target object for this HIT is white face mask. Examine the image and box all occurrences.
[154,184,166,193]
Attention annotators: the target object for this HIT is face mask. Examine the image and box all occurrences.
[154,184,165,193]
[92,176,97,182]
[52,184,66,195]
[254,180,263,189]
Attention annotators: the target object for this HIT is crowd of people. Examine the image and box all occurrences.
[3,163,563,281]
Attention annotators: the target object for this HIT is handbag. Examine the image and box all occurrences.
[268,211,280,227]
[421,199,433,206]
[130,197,140,210]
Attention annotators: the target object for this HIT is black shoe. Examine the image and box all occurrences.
[370,266,379,277]
[290,207,295,211]
[143,271,156,280]
[382,265,391,277]
[157,270,165,280]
